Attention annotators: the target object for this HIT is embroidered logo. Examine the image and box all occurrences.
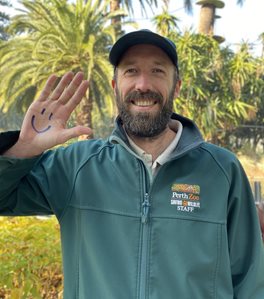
[170,184,201,212]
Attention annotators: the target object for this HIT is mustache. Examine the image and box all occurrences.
[124,90,163,104]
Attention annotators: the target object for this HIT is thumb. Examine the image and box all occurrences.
[59,126,92,143]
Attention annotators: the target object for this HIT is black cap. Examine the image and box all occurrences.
[109,29,178,70]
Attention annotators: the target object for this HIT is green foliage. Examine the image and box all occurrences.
[152,5,180,37]
[0,0,119,128]
[152,9,263,149]
[153,27,264,146]
[0,216,62,299]
[0,0,11,41]
[0,108,23,131]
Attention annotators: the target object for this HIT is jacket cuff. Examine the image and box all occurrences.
[0,131,20,155]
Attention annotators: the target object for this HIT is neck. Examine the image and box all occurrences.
[127,126,176,161]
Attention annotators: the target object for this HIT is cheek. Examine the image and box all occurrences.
[154,79,171,96]
[117,76,136,93]
[116,86,131,102]
[115,86,126,105]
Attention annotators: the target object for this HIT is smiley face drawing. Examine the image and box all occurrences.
[31,108,53,133]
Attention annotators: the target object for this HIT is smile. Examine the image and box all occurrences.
[132,100,157,106]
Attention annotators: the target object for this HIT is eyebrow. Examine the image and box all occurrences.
[119,60,168,67]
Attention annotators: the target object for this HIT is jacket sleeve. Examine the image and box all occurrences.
[0,154,56,216]
[0,130,73,217]
[227,159,264,298]
[0,131,20,154]
[0,130,53,216]
[0,131,102,219]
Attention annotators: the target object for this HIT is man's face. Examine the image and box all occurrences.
[112,44,181,138]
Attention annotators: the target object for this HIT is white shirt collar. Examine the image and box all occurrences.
[127,120,183,174]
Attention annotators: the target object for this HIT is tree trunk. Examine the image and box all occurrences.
[198,4,215,35]
[110,0,122,36]
[77,96,94,139]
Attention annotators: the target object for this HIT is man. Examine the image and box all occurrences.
[0,30,264,298]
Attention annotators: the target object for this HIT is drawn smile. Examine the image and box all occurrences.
[31,108,53,133]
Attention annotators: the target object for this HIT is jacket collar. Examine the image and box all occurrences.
[109,112,204,158]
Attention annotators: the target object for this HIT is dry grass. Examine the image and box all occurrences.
[238,154,264,181]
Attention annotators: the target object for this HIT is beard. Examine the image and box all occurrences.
[115,88,175,138]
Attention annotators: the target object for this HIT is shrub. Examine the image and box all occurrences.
[0,216,62,299]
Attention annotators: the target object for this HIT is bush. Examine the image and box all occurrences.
[0,216,62,299]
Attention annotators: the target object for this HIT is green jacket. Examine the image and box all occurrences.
[1,113,264,299]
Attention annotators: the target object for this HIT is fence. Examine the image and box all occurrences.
[252,180,264,205]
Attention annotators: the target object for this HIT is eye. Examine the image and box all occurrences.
[125,68,137,74]
[152,68,165,74]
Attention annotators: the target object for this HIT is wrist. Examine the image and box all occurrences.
[2,140,43,158]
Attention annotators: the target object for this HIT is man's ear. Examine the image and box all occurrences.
[174,80,182,98]
[112,79,117,96]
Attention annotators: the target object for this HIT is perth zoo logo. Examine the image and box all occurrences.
[171,184,201,213]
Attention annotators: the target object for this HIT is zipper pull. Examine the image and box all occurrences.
[142,193,151,224]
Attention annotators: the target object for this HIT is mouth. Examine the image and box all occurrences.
[131,99,157,107]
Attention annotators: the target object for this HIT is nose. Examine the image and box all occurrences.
[134,73,152,92]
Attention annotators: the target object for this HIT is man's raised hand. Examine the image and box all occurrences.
[4,71,91,158]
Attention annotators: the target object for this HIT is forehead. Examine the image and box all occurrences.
[118,44,174,66]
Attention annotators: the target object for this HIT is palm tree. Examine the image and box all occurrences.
[109,0,170,37]
[0,0,121,134]
[221,41,264,150]
[152,3,180,36]
[196,0,246,37]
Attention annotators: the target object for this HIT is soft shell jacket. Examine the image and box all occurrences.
[0,113,264,299]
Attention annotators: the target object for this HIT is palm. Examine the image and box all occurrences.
[21,101,69,148]
[19,72,90,154]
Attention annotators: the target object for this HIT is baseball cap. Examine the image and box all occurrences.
[109,29,178,70]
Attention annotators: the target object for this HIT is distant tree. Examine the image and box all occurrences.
[227,42,264,152]
[177,33,262,145]
[187,0,245,14]
[196,0,246,37]
[152,3,180,37]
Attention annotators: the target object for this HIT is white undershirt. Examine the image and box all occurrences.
[127,120,183,175]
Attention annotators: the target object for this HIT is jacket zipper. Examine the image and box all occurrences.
[142,193,151,224]
[139,191,151,299]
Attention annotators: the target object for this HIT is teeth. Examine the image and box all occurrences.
[133,100,155,106]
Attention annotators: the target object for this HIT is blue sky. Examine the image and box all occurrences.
[5,0,264,56]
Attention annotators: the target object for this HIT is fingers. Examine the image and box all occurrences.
[38,74,58,102]
[38,72,88,105]
[65,79,89,111]
[58,72,86,104]
[49,72,75,101]
[58,126,92,144]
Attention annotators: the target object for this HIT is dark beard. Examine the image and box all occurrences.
[116,89,174,138]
